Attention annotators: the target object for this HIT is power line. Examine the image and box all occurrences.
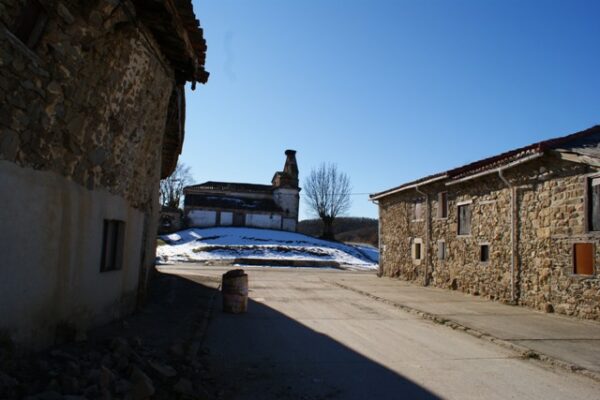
[299,192,373,196]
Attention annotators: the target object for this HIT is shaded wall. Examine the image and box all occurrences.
[0,0,175,347]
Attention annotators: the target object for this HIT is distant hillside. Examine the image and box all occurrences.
[298,217,378,246]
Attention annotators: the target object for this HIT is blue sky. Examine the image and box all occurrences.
[181,0,600,220]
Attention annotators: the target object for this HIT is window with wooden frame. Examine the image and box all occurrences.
[573,243,594,276]
[587,177,600,231]
[100,220,125,272]
[457,203,472,236]
[12,0,47,48]
[437,192,448,218]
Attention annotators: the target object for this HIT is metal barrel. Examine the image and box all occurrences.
[222,269,248,314]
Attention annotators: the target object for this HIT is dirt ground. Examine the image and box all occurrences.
[0,271,221,399]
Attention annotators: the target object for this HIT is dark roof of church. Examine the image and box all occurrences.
[184,181,274,193]
[184,194,283,212]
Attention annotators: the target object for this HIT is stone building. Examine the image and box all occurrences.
[184,150,300,231]
[158,206,184,234]
[371,126,600,320]
[0,0,208,348]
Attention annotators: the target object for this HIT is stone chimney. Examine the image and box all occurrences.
[283,149,299,181]
[272,150,301,231]
[272,150,299,188]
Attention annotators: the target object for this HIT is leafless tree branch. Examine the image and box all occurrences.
[303,163,352,239]
[159,162,193,209]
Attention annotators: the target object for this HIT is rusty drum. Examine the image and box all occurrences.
[222,269,248,314]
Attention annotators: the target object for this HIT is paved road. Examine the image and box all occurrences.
[325,271,600,375]
[167,266,600,400]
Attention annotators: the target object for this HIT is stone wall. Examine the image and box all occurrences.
[517,160,600,318]
[379,192,426,282]
[433,176,513,301]
[158,208,183,234]
[0,0,180,347]
[0,0,174,210]
[379,156,600,320]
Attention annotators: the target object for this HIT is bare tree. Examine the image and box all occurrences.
[303,163,352,240]
[160,162,193,209]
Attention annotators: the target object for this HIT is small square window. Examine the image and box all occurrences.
[411,239,423,261]
[458,204,471,235]
[573,243,594,275]
[438,192,448,218]
[100,220,125,272]
[437,241,446,260]
[480,244,490,263]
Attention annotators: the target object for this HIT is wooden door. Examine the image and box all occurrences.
[233,213,245,227]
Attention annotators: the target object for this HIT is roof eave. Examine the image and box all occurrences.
[370,174,449,201]
[445,152,544,186]
[134,0,208,84]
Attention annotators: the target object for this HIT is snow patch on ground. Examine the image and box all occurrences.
[157,227,379,270]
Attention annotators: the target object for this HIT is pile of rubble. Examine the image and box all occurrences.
[0,335,215,400]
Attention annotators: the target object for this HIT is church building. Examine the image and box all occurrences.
[184,150,300,231]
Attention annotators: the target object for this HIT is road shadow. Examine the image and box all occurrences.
[179,274,440,400]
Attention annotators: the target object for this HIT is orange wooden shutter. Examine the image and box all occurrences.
[574,243,594,275]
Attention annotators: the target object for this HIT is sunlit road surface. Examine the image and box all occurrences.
[164,266,600,400]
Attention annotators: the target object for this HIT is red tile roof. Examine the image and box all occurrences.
[371,125,600,200]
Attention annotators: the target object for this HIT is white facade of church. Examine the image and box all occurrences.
[183,150,300,231]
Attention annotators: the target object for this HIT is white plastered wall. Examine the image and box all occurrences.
[220,212,233,226]
[273,187,299,230]
[187,209,217,227]
[245,213,282,229]
[0,161,144,349]
[282,218,297,232]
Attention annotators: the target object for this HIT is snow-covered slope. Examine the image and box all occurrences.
[157,227,378,270]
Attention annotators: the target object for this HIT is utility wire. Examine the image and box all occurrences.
[299,192,373,196]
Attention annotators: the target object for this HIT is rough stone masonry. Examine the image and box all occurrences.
[1,0,174,205]
[0,0,208,348]
[372,127,600,320]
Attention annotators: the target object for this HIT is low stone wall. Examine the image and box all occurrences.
[159,209,183,234]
